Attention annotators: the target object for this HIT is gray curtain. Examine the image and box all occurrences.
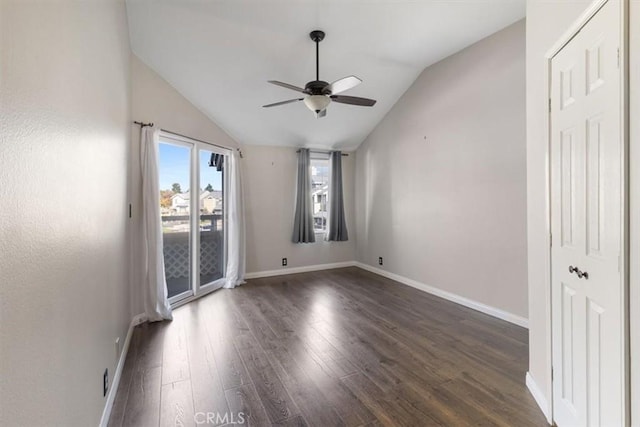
[292,149,316,243]
[327,151,349,241]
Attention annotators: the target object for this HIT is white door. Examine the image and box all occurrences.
[550,1,625,426]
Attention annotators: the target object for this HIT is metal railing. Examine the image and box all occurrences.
[161,214,223,232]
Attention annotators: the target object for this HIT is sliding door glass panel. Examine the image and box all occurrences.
[199,149,225,286]
[158,142,192,299]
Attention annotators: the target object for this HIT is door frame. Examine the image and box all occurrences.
[627,1,640,425]
[543,0,630,424]
[630,0,639,422]
[158,130,231,308]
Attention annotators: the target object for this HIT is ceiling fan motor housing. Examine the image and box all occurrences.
[304,80,330,95]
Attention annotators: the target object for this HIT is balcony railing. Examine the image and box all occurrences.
[161,214,224,297]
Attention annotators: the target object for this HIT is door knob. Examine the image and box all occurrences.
[577,270,589,280]
[568,265,589,279]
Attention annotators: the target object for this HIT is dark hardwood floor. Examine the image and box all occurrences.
[108,267,547,427]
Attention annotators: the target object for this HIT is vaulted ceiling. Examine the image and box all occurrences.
[126,0,525,150]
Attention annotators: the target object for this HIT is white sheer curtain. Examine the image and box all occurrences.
[223,149,246,289]
[140,126,172,321]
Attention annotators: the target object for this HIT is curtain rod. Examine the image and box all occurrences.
[296,149,349,156]
[134,122,342,157]
[133,121,242,157]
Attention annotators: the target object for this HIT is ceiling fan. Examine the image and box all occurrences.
[262,30,377,118]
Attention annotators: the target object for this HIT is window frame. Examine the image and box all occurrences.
[310,152,330,237]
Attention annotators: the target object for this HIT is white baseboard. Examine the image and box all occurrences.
[245,261,356,279]
[526,372,552,424]
[354,262,529,329]
[99,313,147,427]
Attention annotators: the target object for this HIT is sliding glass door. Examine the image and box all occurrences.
[198,148,225,288]
[158,142,192,300]
[158,132,229,304]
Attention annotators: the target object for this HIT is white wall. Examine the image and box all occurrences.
[0,1,131,425]
[243,145,356,273]
[525,0,593,412]
[129,55,239,315]
[354,21,527,318]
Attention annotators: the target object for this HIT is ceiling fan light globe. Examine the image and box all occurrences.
[304,95,330,114]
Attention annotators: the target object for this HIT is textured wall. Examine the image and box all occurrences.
[354,21,527,318]
[0,0,131,424]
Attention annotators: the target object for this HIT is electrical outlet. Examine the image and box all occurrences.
[103,368,109,397]
[378,257,383,266]
[282,258,288,267]
[115,337,120,359]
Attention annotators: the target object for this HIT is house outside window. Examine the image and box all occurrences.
[310,157,329,234]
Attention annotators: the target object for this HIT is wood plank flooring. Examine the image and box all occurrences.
[108,267,546,427]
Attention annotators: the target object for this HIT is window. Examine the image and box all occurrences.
[310,157,329,234]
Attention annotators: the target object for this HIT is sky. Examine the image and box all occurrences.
[158,143,223,192]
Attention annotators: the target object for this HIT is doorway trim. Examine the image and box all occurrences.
[630,0,639,423]
[158,130,231,308]
[543,0,630,424]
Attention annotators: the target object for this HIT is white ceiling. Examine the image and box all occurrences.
[126,0,525,150]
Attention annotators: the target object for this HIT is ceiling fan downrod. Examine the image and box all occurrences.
[310,30,325,82]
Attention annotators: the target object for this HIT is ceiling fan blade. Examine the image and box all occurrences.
[330,95,376,107]
[262,98,304,108]
[268,80,307,93]
[324,75,362,95]
[317,109,327,118]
